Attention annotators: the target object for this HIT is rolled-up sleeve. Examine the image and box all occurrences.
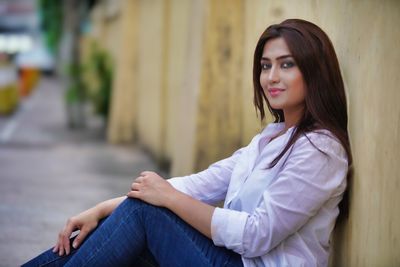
[211,207,249,254]
[168,146,248,204]
[210,133,348,257]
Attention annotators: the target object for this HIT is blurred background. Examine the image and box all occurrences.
[0,0,399,266]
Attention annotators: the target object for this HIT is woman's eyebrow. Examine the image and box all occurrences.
[261,55,293,61]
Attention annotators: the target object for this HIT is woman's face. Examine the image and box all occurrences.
[259,37,306,119]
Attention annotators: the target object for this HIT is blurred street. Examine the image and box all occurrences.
[0,77,161,266]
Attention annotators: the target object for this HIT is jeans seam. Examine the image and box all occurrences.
[222,254,236,267]
[222,257,229,267]
[37,249,78,267]
[78,202,144,267]
[137,254,158,267]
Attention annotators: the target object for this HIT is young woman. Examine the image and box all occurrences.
[23,19,352,267]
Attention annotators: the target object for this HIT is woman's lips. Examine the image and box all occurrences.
[268,88,285,97]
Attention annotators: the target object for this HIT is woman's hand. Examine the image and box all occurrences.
[127,171,176,207]
[53,206,101,256]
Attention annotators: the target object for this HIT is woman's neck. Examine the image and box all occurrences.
[283,106,304,131]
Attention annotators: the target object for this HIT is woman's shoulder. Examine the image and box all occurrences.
[296,129,346,158]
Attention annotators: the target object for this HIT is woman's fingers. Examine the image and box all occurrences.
[127,190,141,199]
[53,206,103,255]
[58,229,69,256]
[57,231,65,256]
[135,176,144,183]
[140,171,151,176]
[63,232,70,255]
[72,226,92,249]
[131,181,141,191]
[64,220,76,255]
[52,243,59,253]
[72,229,85,249]
[55,218,77,256]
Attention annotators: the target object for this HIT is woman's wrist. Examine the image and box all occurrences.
[95,196,127,219]
[93,202,107,220]
[164,188,182,210]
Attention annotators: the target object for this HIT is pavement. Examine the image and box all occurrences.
[0,77,162,266]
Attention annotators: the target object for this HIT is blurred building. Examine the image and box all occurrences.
[0,0,38,113]
[0,0,55,72]
[0,0,37,54]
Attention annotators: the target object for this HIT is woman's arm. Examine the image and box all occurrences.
[127,171,215,238]
[125,135,256,238]
[166,188,215,238]
[168,144,250,204]
[95,196,127,218]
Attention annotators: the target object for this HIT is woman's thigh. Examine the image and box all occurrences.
[129,199,243,267]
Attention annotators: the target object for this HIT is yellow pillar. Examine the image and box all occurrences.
[164,0,191,162]
[170,0,208,176]
[193,0,245,171]
[135,0,167,159]
[107,0,139,143]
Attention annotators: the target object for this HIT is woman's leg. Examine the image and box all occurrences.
[23,198,243,267]
[22,234,80,267]
[22,217,158,267]
[22,237,157,267]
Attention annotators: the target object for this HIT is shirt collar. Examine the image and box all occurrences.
[260,122,295,139]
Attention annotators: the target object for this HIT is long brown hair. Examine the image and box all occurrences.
[253,19,352,167]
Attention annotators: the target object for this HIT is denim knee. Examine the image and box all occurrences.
[118,198,158,216]
[119,198,174,225]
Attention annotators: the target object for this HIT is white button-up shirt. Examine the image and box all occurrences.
[168,123,348,267]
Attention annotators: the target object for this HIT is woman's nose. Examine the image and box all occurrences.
[267,66,280,84]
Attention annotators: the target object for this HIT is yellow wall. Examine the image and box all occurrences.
[91,0,400,265]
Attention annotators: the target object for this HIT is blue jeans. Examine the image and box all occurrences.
[22,198,244,267]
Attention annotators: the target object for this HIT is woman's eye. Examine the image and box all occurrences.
[261,63,271,70]
[282,61,295,68]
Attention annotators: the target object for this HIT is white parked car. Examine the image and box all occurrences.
[15,45,55,74]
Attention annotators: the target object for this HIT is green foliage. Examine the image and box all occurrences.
[63,43,113,121]
[65,83,80,104]
[87,44,113,119]
[39,0,63,54]
[64,64,87,104]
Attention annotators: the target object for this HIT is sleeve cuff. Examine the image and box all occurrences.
[211,207,249,254]
[167,177,188,194]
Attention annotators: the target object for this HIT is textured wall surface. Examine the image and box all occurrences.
[93,0,400,265]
